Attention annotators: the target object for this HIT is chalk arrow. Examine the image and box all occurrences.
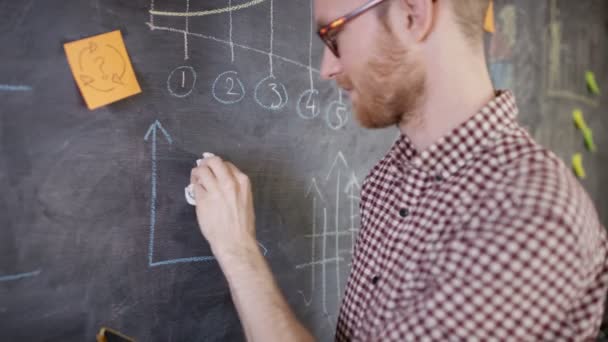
[325,151,349,181]
[144,121,267,267]
[144,120,173,267]
[344,172,361,196]
[306,177,325,202]
[145,120,173,144]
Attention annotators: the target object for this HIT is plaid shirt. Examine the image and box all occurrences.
[335,91,608,341]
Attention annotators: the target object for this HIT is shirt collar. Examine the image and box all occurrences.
[390,90,520,178]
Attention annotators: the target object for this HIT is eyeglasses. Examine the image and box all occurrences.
[317,0,390,58]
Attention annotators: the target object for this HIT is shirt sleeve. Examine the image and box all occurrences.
[374,179,606,341]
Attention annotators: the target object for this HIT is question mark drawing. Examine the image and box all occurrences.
[94,56,109,80]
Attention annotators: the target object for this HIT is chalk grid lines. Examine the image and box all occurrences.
[147,0,319,73]
[297,152,361,324]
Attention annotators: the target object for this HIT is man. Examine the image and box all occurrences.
[190,0,608,340]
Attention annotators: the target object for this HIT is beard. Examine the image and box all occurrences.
[338,26,426,129]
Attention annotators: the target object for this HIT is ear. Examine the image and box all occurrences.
[402,0,436,42]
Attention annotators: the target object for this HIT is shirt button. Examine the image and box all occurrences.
[372,275,380,285]
[435,174,444,182]
[399,208,409,218]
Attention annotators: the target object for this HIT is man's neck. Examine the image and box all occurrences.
[399,50,495,151]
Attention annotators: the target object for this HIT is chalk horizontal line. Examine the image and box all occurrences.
[0,270,41,282]
[150,0,267,17]
[150,256,216,267]
[0,84,32,91]
[146,22,320,74]
[295,258,344,269]
[304,230,357,238]
[546,89,599,107]
[149,243,269,267]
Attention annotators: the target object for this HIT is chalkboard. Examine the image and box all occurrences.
[0,0,606,341]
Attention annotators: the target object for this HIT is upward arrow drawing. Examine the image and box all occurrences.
[324,151,351,303]
[306,177,325,202]
[344,172,361,252]
[144,120,173,267]
[344,172,361,197]
[144,120,268,268]
[325,151,349,181]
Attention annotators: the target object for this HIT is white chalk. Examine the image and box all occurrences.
[185,184,196,205]
[185,152,216,206]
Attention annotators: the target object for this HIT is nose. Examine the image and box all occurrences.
[320,47,343,80]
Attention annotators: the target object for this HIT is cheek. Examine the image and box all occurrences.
[338,20,378,74]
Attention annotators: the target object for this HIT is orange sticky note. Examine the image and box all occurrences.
[484,1,496,33]
[64,30,141,110]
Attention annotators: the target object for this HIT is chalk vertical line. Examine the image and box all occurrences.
[0,270,41,283]
[335,169,341,302]
[322,207,328,314]
[311,197,317,293]
[268,0,274,76]
[349,183,355,252]
[308,0,314,90]
[338,88,343,105]
[184,0,190,60]
[150,0,155,28]
[229,0,235,63]
[149,125,158,266]
[144,121,172,267]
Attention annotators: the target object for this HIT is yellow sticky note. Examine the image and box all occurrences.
[572,153,586,179]
[484,1,496,33]
[572,109,587,130]
[586,71,601,95]
[573,109,597,152]
[64,30,141,110]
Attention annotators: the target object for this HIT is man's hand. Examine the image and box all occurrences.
[189,154,314,342]
[190,155,258,262]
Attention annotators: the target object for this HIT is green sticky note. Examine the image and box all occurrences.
[586,71,601,95]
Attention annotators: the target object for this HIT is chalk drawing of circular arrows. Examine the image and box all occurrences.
[78,42,127,93]
[149,0,268,17]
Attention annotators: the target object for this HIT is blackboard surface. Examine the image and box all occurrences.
[0,0,606,341]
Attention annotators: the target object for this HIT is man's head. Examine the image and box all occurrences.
[315,0,489,129]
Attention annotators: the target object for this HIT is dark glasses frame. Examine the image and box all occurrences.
[317,0,389,58]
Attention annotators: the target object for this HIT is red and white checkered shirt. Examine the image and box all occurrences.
[336,91,608,341]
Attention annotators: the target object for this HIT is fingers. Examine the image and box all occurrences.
[189,156,206,184]
[225,162,250,188]
[204,156,237,189]
[191,163,217,192]
[191,182,206,205]
[191,155,250,198]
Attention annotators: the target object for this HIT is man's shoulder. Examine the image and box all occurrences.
[478,130,600,229]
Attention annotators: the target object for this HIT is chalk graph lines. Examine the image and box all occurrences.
[1,85,37,282]
[147,0,351,131]
[144,120,268,267]
[543,0,600,107]
[150,0,268,17]
[0,84,32,92]
[296,152,361,320]
[0,270,41,283]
